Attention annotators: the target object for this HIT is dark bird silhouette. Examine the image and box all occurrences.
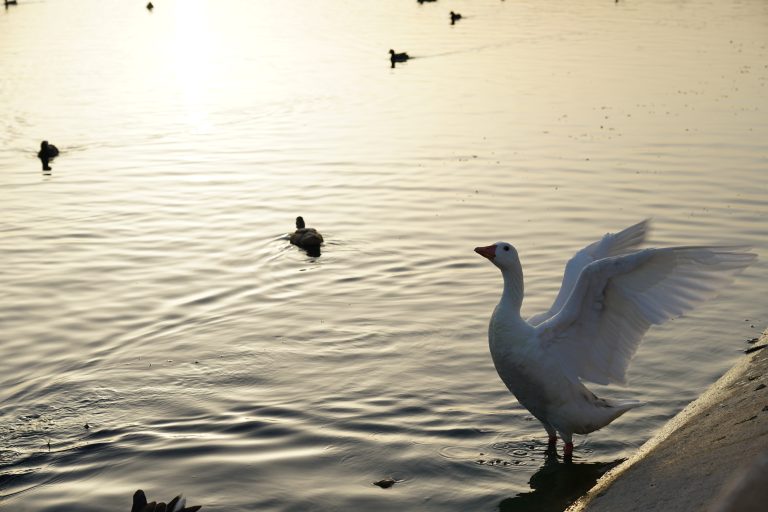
[37,140,59,171]
[290,216,324,256]
[4,0,19,8]
[450,11,462,24]
[389,49,409,68]
[131,489,201,512]
[146,2,154,10]
[417,0,437,4]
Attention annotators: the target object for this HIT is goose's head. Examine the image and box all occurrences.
[475,242,519,270]
[296,216,306,229]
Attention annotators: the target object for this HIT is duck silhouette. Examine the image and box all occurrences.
[131,489,201,512]
[146,2,153,11]
[290,216,324,256]
[450,11,462,24]
[389,49,410,68]
[37,140,59,171]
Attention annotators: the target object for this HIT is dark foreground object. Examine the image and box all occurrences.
[131,489,202,512]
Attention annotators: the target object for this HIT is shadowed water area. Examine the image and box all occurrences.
[1,0,766,510]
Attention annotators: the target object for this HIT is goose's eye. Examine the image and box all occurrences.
[503,245,510,251]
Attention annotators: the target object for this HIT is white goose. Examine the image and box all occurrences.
[474,220,755,459]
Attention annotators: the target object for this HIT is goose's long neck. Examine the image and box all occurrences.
[499,263,524,318]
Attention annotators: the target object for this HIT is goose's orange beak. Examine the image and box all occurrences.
[474,244,496,261]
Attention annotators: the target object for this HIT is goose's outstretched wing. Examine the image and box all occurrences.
[536,246,756,385]
[528,219,649,325]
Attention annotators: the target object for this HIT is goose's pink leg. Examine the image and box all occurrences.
[544,425,558,447]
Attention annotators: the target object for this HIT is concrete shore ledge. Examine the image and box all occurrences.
[568,331,768,512]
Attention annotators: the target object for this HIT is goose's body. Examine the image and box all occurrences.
[475,220,755,459]
[487,294,642,448]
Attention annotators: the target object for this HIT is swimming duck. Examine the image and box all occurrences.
[146,2,153,10]
[290,216,324,251]
[37,140,59,171]
[475,220,755,460]
[131,489,201,512]
[389,49,410,67]
[450,11,462,24]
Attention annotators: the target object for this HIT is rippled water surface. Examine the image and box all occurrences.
[1,0,767,510]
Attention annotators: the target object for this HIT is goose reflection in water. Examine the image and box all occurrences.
[499,447,622,512]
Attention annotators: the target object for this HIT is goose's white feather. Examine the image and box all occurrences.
[528,219,649,325]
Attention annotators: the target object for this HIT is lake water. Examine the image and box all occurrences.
[1,0,766,510]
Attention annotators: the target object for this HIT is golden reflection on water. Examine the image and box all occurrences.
[169,0,214,133]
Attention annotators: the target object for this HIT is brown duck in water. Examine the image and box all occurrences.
[290,216,324,250]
